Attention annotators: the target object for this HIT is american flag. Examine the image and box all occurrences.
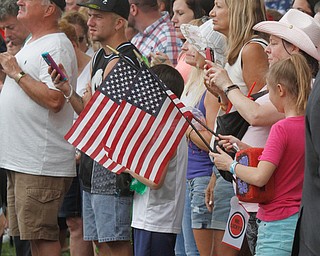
[65,58,138,173]
[103,67,192,184]
[65,59,192,183]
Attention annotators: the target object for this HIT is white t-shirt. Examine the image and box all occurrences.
[131,138,187,234]
[0,33,78,177]
[74,61,91,120]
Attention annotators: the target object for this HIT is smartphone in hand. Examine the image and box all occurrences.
[41,52,67,81]
[205,47,214,69]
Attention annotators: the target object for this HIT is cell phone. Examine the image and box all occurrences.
[205,47,214,69]
[41,52,67,81]
[205,47,214,61]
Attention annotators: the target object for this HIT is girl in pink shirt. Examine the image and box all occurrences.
[211,54,311,255]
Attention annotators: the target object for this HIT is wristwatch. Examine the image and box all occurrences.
[224,84,240,97]
[15,71,26,84]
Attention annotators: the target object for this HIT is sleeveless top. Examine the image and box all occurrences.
[224,38,268,101]
[187,92,214,180]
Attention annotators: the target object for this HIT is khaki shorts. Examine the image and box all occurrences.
[6,170,72,240]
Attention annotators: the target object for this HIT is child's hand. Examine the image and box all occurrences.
[210,146,233,171]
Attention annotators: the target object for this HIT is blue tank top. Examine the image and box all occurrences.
[187,92,213,179]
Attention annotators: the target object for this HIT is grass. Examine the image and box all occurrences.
[1,237,71,256]
[1,239,16,256]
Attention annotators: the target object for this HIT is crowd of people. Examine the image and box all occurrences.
[0,0,319,256]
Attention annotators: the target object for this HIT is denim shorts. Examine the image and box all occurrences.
[255,213,298,256]
[188,176,213,229]
[82,191,132,242]
[211,170,235,230]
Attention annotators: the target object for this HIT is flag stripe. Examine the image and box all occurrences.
[143,111,184,180]
[81,101,117,153]
[151,116,190,183]
[109,106,146,164]
[65,91,105,143]
[134,100,175,178]
[139,104,186,180]
[116,111,154,168]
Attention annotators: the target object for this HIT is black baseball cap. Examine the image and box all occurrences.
[51,0,66,10]
[78,0,130,20]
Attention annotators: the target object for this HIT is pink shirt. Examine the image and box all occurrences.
[257,116,305,221]
[175,53,192,84]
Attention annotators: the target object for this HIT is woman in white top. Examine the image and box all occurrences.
[203,0,269,255]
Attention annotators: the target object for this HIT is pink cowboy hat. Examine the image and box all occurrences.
[253,9,320,60]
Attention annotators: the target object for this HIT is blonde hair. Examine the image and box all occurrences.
[182,67,206,107]
[267,54,312,114]
[225,0,266,65]
[181,17,207,107]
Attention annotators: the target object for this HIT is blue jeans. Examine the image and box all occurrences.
[175,182,200,256]
[82,191,132,242]
[255,213,298,256]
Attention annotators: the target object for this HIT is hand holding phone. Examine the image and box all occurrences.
[41,52,67,81]
[205,47,214,70]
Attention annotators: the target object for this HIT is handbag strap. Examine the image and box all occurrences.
[225,88,268,114]
[249,89,268,100]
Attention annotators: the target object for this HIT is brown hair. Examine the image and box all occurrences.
[58,19,78,45]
